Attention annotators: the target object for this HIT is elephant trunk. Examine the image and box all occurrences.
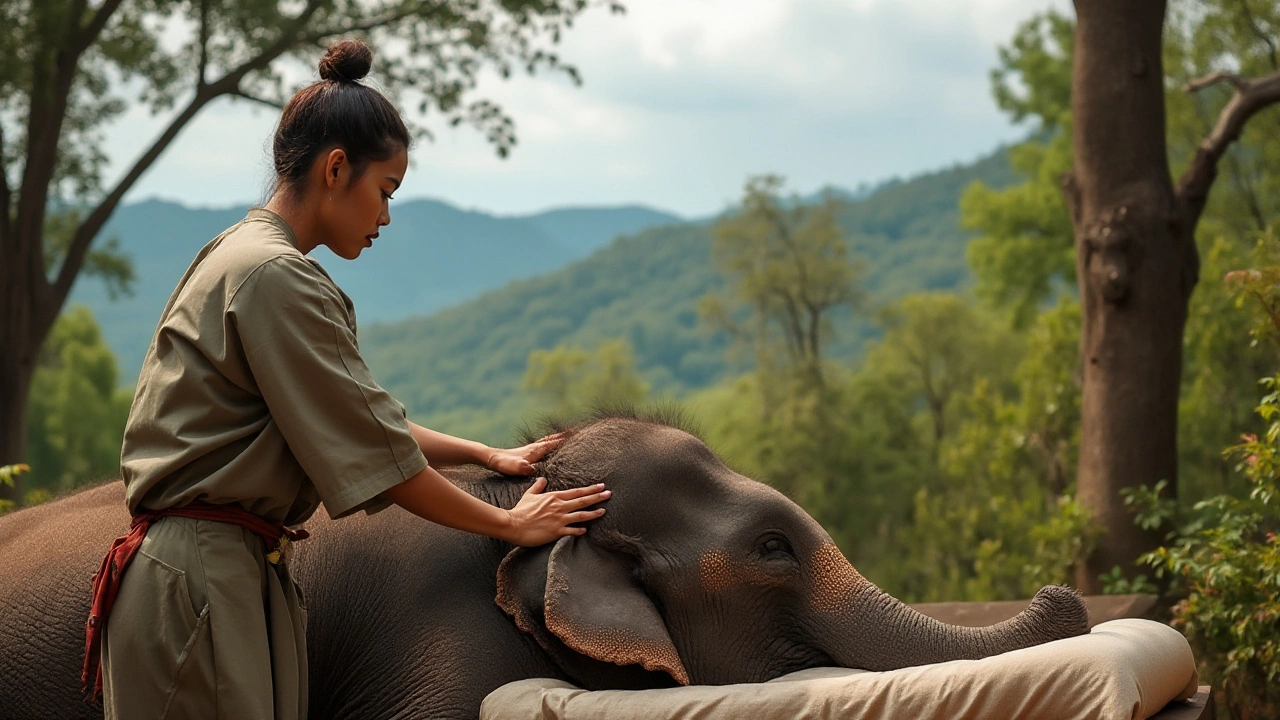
[805,543,1089,671]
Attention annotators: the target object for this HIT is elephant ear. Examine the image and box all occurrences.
[495,542,556,641]
[543,536,690,685]
[495,536,690,686]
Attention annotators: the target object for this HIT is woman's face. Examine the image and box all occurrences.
[318,145,409,260]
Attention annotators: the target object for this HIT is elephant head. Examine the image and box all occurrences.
[496,413,1089,689]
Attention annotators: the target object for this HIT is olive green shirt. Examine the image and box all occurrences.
[120,208,428,524]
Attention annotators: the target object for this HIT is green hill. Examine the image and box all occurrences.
[363,148,1019,443]
[71,198,682,380]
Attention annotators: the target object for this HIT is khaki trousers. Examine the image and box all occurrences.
[101,516,308,720]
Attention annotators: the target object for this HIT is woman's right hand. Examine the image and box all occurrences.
[505,478,611,546]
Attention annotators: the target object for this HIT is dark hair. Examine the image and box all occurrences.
[271,39,410,198]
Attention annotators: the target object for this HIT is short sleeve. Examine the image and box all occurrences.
[230,257,427,519]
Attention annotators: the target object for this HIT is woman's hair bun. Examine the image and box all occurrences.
[319,40,373,83]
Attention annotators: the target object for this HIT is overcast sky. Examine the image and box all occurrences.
[105,0,1069,218]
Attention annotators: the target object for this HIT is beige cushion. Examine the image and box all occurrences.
[481,619,1198,720]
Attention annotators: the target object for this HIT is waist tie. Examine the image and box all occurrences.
[81,502,309,698]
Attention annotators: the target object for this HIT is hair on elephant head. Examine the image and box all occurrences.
[497,408,1089,689]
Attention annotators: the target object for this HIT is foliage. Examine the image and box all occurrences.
[701,175,864,388]
[962,134,1075,328]
[894,0,1280,612]
[989,10,1074,131]
[44,208,136,301]
[0,464,29,515]
[1098,565,1160,596]
[962,10,1076,328]
[5,0,620,203]
[24,306,132,496]
[363,152,1018,444]
[5,0,625,295]
[1180,237,1276,502]
[1163,0,1280,243]
[961,0,1280,511]
[863,293,1021,461]
[961,0,1280,319]
[877,298,1098,602]
[691,291,1091,599]
[524,339,648,417]
[1135,423,1280,719]
[691,364,919,578]
[692,178,871,560]
[1130,237,1280,720]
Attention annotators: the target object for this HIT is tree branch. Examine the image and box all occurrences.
[52,0,328,311]
[0,124,10,240]
[16,51,80,321]
[1237,0,1278,71]
[300,3,437,43]
[220,0,326,88]
[232,90,285,110]
[1175,67,1280,229]
[76,0,127,52]
[50,91,210,310]
[1182,71,1247,93]
[197,0,211,87]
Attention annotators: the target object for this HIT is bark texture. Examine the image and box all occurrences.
[1070,0,1193,593]
[1069,1,1280,592]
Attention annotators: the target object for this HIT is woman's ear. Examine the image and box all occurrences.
[322,147,348,190]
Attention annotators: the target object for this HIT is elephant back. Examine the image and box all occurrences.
[0,481,129,719]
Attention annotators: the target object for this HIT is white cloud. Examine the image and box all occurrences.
[109,0,1070,215]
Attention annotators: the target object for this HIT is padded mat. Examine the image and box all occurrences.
[481,619,1198,720]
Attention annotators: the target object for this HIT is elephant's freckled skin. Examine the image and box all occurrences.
[699,550,734,593]
[699,549,794,595]
[547,623,690,686]
[808,543,865,613]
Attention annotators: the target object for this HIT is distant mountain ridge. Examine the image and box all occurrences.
[72,197,683,380]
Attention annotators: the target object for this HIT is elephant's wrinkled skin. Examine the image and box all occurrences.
[0,414,1089,719]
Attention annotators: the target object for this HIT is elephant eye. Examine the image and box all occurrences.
[758,534,794,559]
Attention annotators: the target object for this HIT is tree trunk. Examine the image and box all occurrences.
[0,268,40,506]
[1069,0,1199,593]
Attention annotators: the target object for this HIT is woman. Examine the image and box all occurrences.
[84,39,609,719]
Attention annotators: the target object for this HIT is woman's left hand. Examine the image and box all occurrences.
[485,432,567,476]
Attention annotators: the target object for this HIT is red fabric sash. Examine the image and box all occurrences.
[81,502,309,698]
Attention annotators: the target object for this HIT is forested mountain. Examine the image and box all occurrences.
[363,147,1019,442]
[72,198,681,379]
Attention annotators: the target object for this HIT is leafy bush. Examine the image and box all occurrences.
[1134,406,1280,719]
[1132,237,1280,720]
[0,464,30,516]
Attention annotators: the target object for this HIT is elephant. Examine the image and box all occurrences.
[0,410,1090,719]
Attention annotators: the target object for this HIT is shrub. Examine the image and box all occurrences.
[1134,237,1280,719]
[0,464,30,516]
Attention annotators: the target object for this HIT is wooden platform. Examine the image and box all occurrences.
[1150,686,1213,720]
[911,593,1159,628]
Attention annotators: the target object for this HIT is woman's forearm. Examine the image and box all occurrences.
[407,421,492,468]
[382,464,515,541]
